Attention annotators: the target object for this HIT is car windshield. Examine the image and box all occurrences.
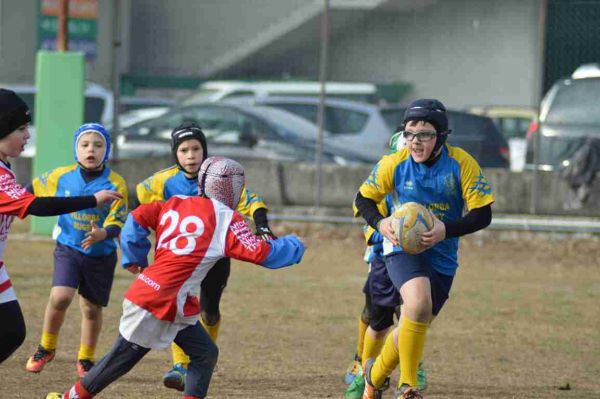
[15,92,105,124]
[380,108,406,131]
[545,79,600,125]
[447,112,502,139]
[492,116,532,140]
[266,103,369,134]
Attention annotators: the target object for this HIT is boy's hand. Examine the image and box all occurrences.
[125,265,142,274]
[256,225,277,241]
[81,221,107,250]
[378,216,399,246]
[94,190,123,205]
[421,216,445,248]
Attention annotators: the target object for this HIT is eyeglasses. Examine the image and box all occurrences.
[402,130,437,142]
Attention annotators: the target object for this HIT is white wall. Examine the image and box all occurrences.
[327,0,544,107]
[129,0,309,76]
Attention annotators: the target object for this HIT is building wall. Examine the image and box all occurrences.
[0,0,131,87]
[129,0,310,76]
[327,0,544,108]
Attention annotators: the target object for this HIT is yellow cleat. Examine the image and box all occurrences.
[46,393,63,399]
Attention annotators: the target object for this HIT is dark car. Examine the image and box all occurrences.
[526,69,600,171]
[380,106,509,168]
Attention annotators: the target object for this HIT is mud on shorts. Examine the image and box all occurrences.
[384,252,454,316]
[52,243,117,307]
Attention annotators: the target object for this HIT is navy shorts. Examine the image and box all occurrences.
[384,252,454,316]
[52,243,117,307]
[364,255,401,308]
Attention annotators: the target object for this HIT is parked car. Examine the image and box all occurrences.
[380,106,509,168]
[1,82,113,157]
[526,64,600,171]
[466,105,537,141]
[225,96,392,163]
[117,103,368,165]
[180,80,379,105]
[467,105,536,171]
[116,96,176,128]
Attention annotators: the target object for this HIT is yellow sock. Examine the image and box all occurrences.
[361,332,385,369]
[77,344,95,361]
[370,331,399,388]
[40,331,58,351]
[200,317,221,343]
[356,317,368,361]
[171,343,190,367]
[398,316,428,388]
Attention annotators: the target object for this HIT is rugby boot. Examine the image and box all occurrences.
[396,384,423,399]
[416,362,428,392]
[343,369,365,399]
[361,358,385,399]
[26,345,55,373]
[163,362,187,392]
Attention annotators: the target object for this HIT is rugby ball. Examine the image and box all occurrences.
[391,202,435,254]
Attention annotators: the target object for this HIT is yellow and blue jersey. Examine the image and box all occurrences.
[136,165,267,217]
[32,164,129,257]
[356,144,494,276]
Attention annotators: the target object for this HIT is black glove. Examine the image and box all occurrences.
[255,225,277,241]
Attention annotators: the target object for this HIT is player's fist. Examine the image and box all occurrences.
[94,190,122,205]
[256,225,277,241]
[125,264,142,274]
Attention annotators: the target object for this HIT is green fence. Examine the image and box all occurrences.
[544,0,600,91]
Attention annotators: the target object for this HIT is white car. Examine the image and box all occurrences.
[180,80,379,105]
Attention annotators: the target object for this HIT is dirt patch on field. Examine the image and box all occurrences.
[0,222,599,398]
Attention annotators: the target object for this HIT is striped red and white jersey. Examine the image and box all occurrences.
[122,196,270,323]
[0,161,36,304]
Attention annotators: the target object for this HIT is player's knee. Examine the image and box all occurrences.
[190,341,219,368]
[402,300,433,323]
[201,311,220,326]
[50,294,73,311]
[80,302,102,320]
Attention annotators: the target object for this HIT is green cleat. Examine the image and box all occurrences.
[343,357,362,385]
[416,362,427,392]
[343,369,365,399]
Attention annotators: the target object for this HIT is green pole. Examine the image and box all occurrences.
[30,51,85,235]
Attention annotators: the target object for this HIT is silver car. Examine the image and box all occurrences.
[116,103,366,164]
[224,96,392,163]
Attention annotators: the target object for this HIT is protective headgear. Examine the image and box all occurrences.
[73,123,111,164]
[171,122,208,173]
[198,156,245,209]
[0,88,31,139]
[403,98,451,159]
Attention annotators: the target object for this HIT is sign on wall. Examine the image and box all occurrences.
[38,0,98,60]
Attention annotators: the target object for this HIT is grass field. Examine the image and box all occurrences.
[0,220,599,398]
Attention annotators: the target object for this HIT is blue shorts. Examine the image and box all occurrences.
[384,252,454,316]
[363,255,401,308]
[52,243,117,307]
